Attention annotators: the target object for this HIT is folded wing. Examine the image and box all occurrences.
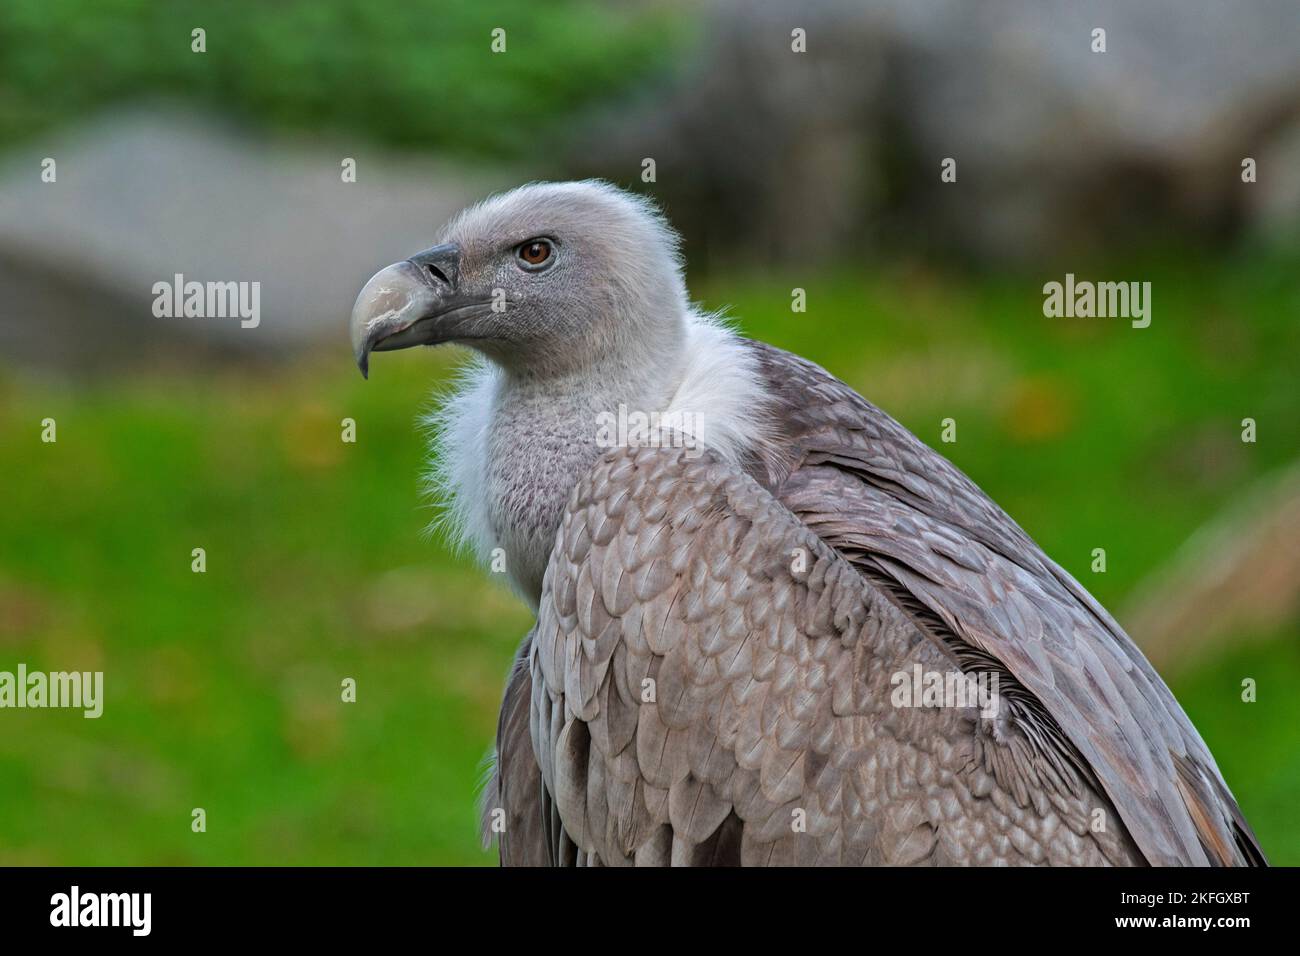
[523,443,1147,866]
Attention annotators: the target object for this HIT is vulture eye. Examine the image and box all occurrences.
[516,239,553,270]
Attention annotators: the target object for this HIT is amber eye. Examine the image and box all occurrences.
[516,239,553,269]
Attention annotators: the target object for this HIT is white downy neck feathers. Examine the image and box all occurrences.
[423,310,772,604]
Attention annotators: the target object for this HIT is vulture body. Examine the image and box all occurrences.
[350,181,1264,867]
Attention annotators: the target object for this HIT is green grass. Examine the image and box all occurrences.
[0,249,1297,864]
[0,352,532,864]
[0,0,689,154]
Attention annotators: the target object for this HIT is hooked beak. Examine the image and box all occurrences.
[349,243,479,378]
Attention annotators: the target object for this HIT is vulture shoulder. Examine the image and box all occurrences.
[486,344,1264,867]
[747,341,1265,867]
[520,442,1148,866]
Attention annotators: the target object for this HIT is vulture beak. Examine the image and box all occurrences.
[350,243,477,378]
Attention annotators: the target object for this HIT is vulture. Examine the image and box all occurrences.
[350,180,1265,867]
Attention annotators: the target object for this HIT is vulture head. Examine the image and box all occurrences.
[350,180,764,602]
[350,180,689,379]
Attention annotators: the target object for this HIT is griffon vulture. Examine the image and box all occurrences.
[350,180,1264,867]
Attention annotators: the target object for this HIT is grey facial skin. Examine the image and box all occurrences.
[349,181,689,382]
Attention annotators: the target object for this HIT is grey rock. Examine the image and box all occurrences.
[0,104,512,372]
[569,0,1300,264]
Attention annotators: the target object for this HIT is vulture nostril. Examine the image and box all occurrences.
[425,263,450,286]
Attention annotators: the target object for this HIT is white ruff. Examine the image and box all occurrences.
[421,356,500,562]
[660,311,774,467]
[423,310,773,567]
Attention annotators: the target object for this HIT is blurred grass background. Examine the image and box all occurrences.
[0,0,1297,864]
[3,250,1296,864]
[0,0,689,154]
